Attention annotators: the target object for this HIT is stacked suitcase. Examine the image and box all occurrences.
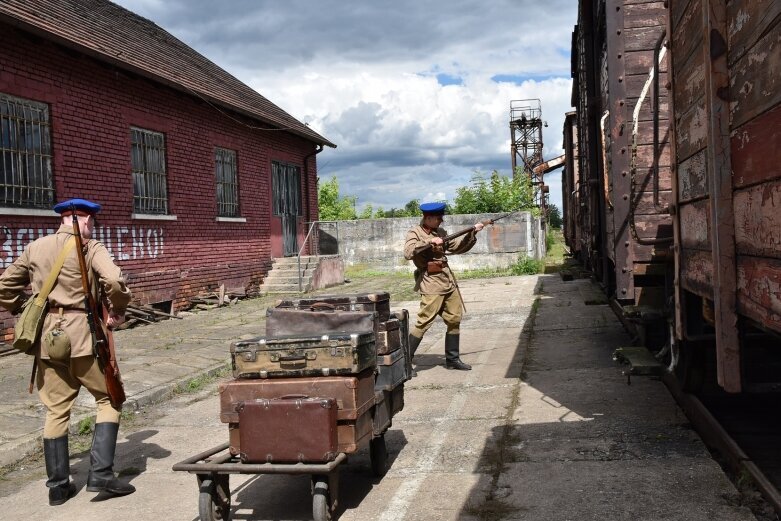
[221,292,410,464]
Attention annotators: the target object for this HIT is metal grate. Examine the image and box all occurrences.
[215,147,239,217]
[131,127,168,214]
[0,93,54,208]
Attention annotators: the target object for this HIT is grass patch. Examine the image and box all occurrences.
[173,367,230,395]
[543,229,567,273]
[77,417,95,435]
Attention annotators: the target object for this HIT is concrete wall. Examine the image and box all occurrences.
[320,212,545,272]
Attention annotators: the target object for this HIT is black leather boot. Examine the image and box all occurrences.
[86,422,135,496]
[445,333,471,370]
[408,334,423,377]
[43,436,77,506]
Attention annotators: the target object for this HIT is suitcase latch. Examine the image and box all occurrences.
[241,350,257,362]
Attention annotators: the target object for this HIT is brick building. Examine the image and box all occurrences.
[0,0,335,339]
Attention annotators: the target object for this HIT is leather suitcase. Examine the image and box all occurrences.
[265,307,378,338]
[230,332,376,378]
[394,309,413,380]
[219,369,376,423]
[377,317,401,355]
[275,292,391,321]
[228,411,373,456]
[337,411,373,453]
[236,396,338,463]
[375,347,407,392]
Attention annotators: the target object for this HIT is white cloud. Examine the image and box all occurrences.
[113,0,577,212]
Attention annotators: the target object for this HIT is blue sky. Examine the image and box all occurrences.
[113,0,577,214]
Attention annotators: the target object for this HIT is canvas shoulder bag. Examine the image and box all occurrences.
[13,237,76,355]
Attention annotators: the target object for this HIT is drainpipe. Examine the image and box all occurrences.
[302,144,325,255]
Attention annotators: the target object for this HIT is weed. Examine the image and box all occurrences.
[77,417,95,436]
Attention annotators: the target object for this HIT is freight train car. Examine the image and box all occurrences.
[566,0,781,393]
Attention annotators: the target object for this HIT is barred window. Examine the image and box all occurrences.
[131,127,168,214]
[0,93,54,209]
[215,148,239,217]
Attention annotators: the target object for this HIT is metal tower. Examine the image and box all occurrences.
[509,99,546,206]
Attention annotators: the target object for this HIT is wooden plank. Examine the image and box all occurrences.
[737,255,781,335]
[625,26,667,52]
[672,50,704,115]
[632,213,674,239]
[671,0,703,77]
[679,199,711,250]
[625,2,668,29]
[626,71,670,96]
[732,99,781,188]
[633,262,670,276]
[635,142,671,167]
[633,165,672,192]
[670,0,693,30]
[634,242,672,262]
[635,119,671,145]
[674,100,707,163]
[677,148,708,202]
[625,49,669,74]
[628,96,669,121]
[634,286,667,307]
[680,248,714,298]
[727,0,781,67]
[734,180,781,259]
[632,190,672,214]
[729,20,781,130]
[703,0,740,392]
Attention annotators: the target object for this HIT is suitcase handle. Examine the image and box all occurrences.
[308,302,336,311]
[278,394,309,400]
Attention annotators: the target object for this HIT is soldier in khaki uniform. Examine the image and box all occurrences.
[0,198,135,505]
[404,202,484,371]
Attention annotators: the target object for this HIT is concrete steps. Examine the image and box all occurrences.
[260,255,319,294]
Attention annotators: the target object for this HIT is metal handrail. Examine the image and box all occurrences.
[296,220,339,292]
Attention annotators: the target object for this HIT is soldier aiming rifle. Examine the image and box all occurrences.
[404,202,510,372]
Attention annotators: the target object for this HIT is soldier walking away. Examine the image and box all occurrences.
[0,198,135,505]
[404,202,484,371]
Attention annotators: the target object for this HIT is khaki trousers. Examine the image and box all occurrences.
[411,290,463,338]
[37,355,120,438]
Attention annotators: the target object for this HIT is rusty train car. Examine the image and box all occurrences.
[564,0,781,393]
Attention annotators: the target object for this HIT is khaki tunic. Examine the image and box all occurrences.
[0,224,131,359]
[403,222,478,295]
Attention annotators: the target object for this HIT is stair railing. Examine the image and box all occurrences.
[297,221,339,292]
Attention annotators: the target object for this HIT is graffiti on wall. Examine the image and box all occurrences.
[1,225,165,268]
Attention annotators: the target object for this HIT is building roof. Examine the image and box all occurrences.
[0,0,336,148]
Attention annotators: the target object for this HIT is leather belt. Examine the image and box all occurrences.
[48,307,86,315]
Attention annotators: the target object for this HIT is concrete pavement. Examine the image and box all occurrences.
[0,274,759,520]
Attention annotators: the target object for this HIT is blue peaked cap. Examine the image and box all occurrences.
[420,202,446,215]
[53,198,102,215]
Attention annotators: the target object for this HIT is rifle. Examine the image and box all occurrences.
[71,206,126,408]
[414,211,515,255]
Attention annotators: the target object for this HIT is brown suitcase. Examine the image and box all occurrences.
[230,332,376,378]
[236,395,338,463]
[228,411,373,456]
[377,317,401,355]
[275,292,391,321]
[394,309,413,380]
[219,369,376,423]
[265,307,378,338]
[375,347,407,391]
[337,411,373,453]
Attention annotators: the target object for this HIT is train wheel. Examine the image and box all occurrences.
[312,476,332,521]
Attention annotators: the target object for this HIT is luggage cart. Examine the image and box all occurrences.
[173,429,390,521]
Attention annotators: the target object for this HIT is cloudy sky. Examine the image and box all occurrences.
[113,0,577,214]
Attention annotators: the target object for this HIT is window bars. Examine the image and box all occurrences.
[215,148,239,217]
[131,127,168,214]
[0,93,54,209]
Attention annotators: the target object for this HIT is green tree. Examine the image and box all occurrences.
[317,176,357,220]
[358,204,374,219]
[452,169,536,214]
[547,204,562,228]
[403,199,420,217]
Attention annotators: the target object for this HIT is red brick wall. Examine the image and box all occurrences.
[0,24,321,339]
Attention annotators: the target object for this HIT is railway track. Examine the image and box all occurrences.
[663,373,781,519]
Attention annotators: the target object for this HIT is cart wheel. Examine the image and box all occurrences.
[370,434,388,477]
[312,476,331,521]
[199,479,231,521]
